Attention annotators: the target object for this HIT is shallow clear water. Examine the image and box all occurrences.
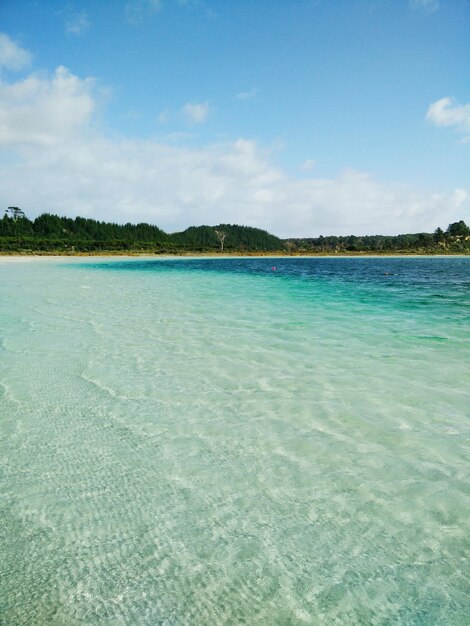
[1,256,469,625]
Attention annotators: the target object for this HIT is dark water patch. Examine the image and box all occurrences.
[74,256,470,286]
[71,257,470,321]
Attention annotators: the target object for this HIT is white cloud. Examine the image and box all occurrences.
[0,66,95,146]
[410,0,439,12]
[182,101,210,124]
[426,97,470,140]
[0,66,468,237]
[0,34,32,71]
[65,11,90,35]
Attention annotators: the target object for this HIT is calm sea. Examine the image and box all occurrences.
[1,257,469,625]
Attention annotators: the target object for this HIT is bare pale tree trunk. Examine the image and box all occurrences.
[215,229,226,252]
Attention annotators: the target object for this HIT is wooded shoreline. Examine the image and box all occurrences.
[2,210,470,255]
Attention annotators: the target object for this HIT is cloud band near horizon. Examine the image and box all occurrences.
[0,34,468,237]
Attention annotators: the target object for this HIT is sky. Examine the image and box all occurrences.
[0,0,469,237]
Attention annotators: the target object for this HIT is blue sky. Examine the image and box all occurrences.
[0,0,469,236]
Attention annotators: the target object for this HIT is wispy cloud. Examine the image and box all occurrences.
[0,33,32,71]
[125,0,162,24]
[237,88,258,101]
[410,0,439,13]
[301,159,316,172]
[176,0,215,18]
[182,101,210,124]
[159,102,210,125]
[65,11,90,35]
[157,109,170,124]
[125,0,213,24]
[426,97,470,141]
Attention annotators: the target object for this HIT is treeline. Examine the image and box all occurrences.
[285,221,470,254]
[1,208,469,254]
[0,211,282,253]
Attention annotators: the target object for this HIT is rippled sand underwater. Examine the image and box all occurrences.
[1,256,469,625]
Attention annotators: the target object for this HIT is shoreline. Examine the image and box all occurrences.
[1,251,469,262]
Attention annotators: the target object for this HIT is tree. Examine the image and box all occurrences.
[214,229,226,252]
[447,220,470,237]
[5,207,25,221]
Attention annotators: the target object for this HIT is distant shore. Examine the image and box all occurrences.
[3,214,469,256]
[1,250,469,261]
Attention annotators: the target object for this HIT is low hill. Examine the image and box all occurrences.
[171,224,282,252]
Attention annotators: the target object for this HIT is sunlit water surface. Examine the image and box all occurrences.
[1,257,469,625]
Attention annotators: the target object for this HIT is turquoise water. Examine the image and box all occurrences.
[1,256,469,625]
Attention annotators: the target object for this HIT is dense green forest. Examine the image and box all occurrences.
[1,207,469,254]
[0,209,281,253]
